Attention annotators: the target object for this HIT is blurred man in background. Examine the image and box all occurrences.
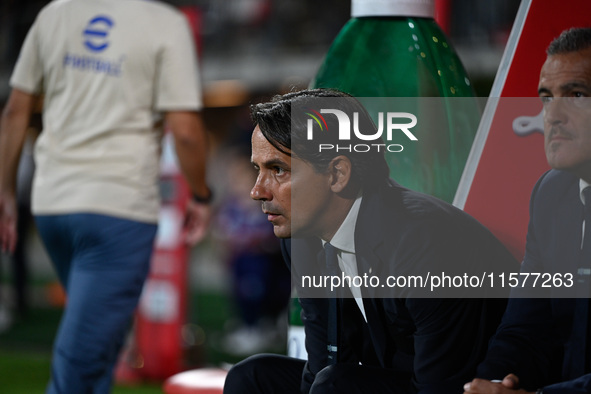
[0,0,211,392]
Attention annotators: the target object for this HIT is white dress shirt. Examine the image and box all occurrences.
[580,179,591,249]
[321,194,367,321]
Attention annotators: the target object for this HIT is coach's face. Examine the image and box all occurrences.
[539,47,591,181]
[250,126,335,239]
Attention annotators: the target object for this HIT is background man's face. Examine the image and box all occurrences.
[539,47,591,179]
[250,126,334,238]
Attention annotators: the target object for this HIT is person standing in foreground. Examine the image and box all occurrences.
[223,88,518,394]
[0,0,211,392]
[464,27,591,394]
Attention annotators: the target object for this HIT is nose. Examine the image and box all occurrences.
[250,174,271,201]
[544,98,569,126]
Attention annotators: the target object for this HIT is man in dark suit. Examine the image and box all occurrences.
[464,27,591,394]
[223,89,518,394]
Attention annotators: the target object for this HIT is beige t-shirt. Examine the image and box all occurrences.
[10,0,203,223]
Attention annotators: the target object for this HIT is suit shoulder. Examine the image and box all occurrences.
[535,169,577,189]
[373,182,500,247]
[531,169,579,205]
[384,182,513,250]
[381,181,466,221]
[370,183,518,278]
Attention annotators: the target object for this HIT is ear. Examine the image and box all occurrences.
[328,155,352,193]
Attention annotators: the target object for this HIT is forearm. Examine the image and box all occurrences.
[0,89,35,193]
[165,111,210,198]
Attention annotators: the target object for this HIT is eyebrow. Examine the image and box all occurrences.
[562,81,590,91]
[251,158,289,169]
[538,81,591,95]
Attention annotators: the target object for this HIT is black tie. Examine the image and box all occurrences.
[325,242,339,365]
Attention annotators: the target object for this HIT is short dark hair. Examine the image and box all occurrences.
[547,27,591,55]
[250,88,390,190]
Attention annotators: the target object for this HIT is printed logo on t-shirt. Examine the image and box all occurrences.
[83,15,114,52]
[62,15,125,77]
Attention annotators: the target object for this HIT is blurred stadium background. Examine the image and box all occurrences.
[0,0,520,392]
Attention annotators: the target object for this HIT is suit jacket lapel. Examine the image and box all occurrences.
[354,184,397,366]
[550,179,583,295]
[552,175,589,377]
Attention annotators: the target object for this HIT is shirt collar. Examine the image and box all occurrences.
[321,194,363,254]
[580,179,591,205]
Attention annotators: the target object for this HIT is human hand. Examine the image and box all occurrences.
[464,374,534,394]
[183,199,212,245]
[0,192,18,253]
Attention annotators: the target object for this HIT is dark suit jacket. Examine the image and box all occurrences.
[477,169,591,393]
[283,180,519,393]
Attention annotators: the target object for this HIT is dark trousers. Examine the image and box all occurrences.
[223,354,416,394]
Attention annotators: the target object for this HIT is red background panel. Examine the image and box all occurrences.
[463,0,591,261]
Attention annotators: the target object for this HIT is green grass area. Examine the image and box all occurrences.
[0,306,164,393]
[0,291,245,392]
[0,306,61,353]
[0,350,163,394]
[0,351,52,394]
